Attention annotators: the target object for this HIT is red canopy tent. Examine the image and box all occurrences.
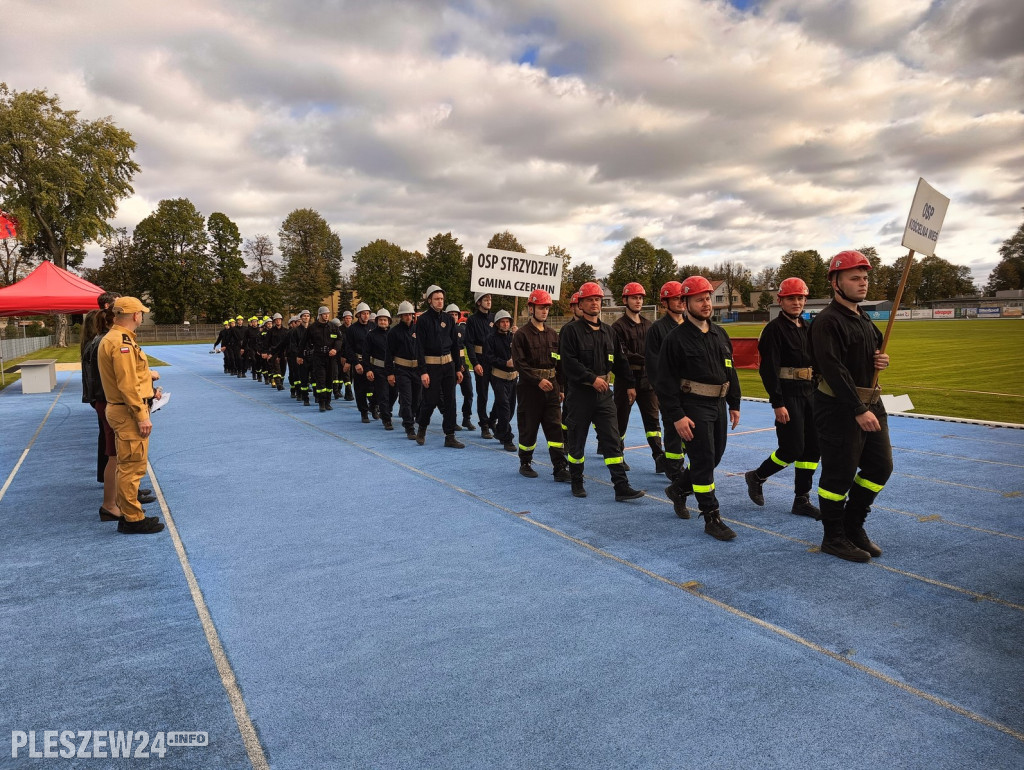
[0,261,105,316]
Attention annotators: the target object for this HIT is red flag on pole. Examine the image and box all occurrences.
[0,212,17,239]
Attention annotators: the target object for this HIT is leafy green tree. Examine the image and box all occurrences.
[133,198,214,324]
[351,239,410,311]
[916,255,977,302]
[677,264,713,281]
[402,250,426,307]
[752,266,778,291]
[84,227,146,298]
[778,250,829,298]
[0,83,139,344]
[547,245,573,314]
[650,248,678,300]
[243,234,282,316]
[879,253,924,305]
[422,232,469,309]
[206,212,246,320]
[709,260,751,310]
[607,237,657,299]
[854,246,888,300]
[279,209,343,313]
[565,262,597,295]
[985,209,1024,293]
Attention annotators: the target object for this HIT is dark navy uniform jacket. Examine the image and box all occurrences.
[654,318,741,423]
[415,306,461,377]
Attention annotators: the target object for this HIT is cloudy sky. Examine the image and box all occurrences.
[4,0,1023,286]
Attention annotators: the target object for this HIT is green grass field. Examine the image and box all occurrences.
[3,323,1022,424]
[725,319,1024,424]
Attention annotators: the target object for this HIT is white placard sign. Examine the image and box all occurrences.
[901,178,949,257]
[469,248,563,299]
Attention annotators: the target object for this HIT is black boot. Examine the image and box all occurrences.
[415,427,427,446]
[277,380,284,391]
[665,483,690,519]
[614,483,644,502]
[480,425,493,440]
[324,395,333,411]
[361,412,370,424]
[302,393,311,406]
[844,506,882,557]
[333,387,341,399]
[344,385,354,401]
[791,495,821,519]
[820,507,871,562]
[462,416,476,431]
[700,509,736,541]
[383,419,393,430]
[519,463,539,478]
[570,466,587,498]
[406,426,417,440]
[371,406,380,420]
[444,434,465,449]
[744,470,765,506]
[319,397,327,412]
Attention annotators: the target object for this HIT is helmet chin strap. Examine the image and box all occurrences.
[781,308,802,320]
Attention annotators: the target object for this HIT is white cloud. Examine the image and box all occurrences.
[2,0,1021,289]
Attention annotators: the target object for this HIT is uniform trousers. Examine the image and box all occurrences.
[754,391,819,494]
[394,367,422,431]
[516,385,566,469]
[370,366,396,419]
[104,404,149,522]
[814,394,893,521]
[682,397,728,513]
[474,367,492,427]
[564,388,627,485]
[417,363,458,435]
[614,377,663,460]
[488,376,517,444]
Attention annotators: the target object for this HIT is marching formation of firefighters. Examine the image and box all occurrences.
[213,250,893,562]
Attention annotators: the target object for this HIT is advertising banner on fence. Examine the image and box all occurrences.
[895,309,913,320]
[469,248,563,299]
[866,310,891,320]
[902,178,950,257]
[1003,307,1022,318]
[912,309,932,319]
[933,308,954,319]
[978,307,1001,318]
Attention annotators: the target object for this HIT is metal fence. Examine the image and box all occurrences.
[0,334,55,362]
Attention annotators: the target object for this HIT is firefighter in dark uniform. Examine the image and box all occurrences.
[305,306,338,411]
[339,311,355,400]
[654,276,741,541]
[559,281,644,502]
[744,278,821,518]
[448,303,475,431]
[365,308,396,430]
[213,320,231,372]
[557,291,582,438]
[244,316,261,380]
[285,315,299,396]
[612,282,666,474]
[288,310,312,405]
[810,250,892,563]
[465,292,495,438]
[327,317,344,398]
[264,313,288,391]
[485,309,518,452]
[415,285,465,448]
[646,281,690,517]
[343,302,374,422]
[511,289,569,481]
[387,301,421,440]
[255,317,271,383]
[229,314,247,376]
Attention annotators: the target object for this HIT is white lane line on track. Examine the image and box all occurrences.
[0,380,69,505]
[201,371,1024,742]
[149,464,271,770]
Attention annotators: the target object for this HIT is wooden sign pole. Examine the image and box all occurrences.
[871,248,916,389]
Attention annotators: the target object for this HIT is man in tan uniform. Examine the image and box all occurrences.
[98,297,164,534]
